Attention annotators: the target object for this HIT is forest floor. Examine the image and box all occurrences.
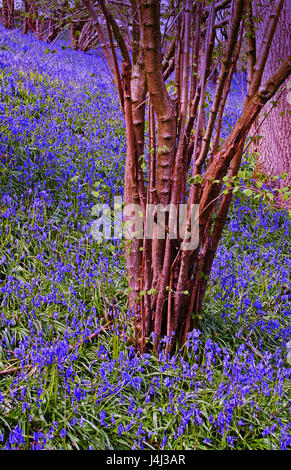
[0,26,290,450]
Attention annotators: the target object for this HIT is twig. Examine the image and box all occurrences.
[238,334,266,364]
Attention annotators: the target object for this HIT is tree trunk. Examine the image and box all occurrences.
[23,1,37,34]
[77,22,97,51]
[253,0,291,207]
[70,22,79,49]
[36,16,45,41]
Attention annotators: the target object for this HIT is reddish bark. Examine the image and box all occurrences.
[82,0,291,354]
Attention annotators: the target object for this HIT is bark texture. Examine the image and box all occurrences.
[253,0,291,206]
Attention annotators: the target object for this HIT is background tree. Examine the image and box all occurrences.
[22,1,44,38]
[250,0,290,207]
[81,0,290,354]
[20,0,97,51]
[2,0,14,29]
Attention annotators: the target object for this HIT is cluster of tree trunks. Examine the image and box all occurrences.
[82,0,290,353]
[22,1,67,44]
[1,0,96,51]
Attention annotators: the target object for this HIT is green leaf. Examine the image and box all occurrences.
[147,288,158,295]
[243,189,253,197]
[189,174,203,185]
[70,175,80,183]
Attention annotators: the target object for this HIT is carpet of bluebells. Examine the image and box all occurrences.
[0,26,290,451]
